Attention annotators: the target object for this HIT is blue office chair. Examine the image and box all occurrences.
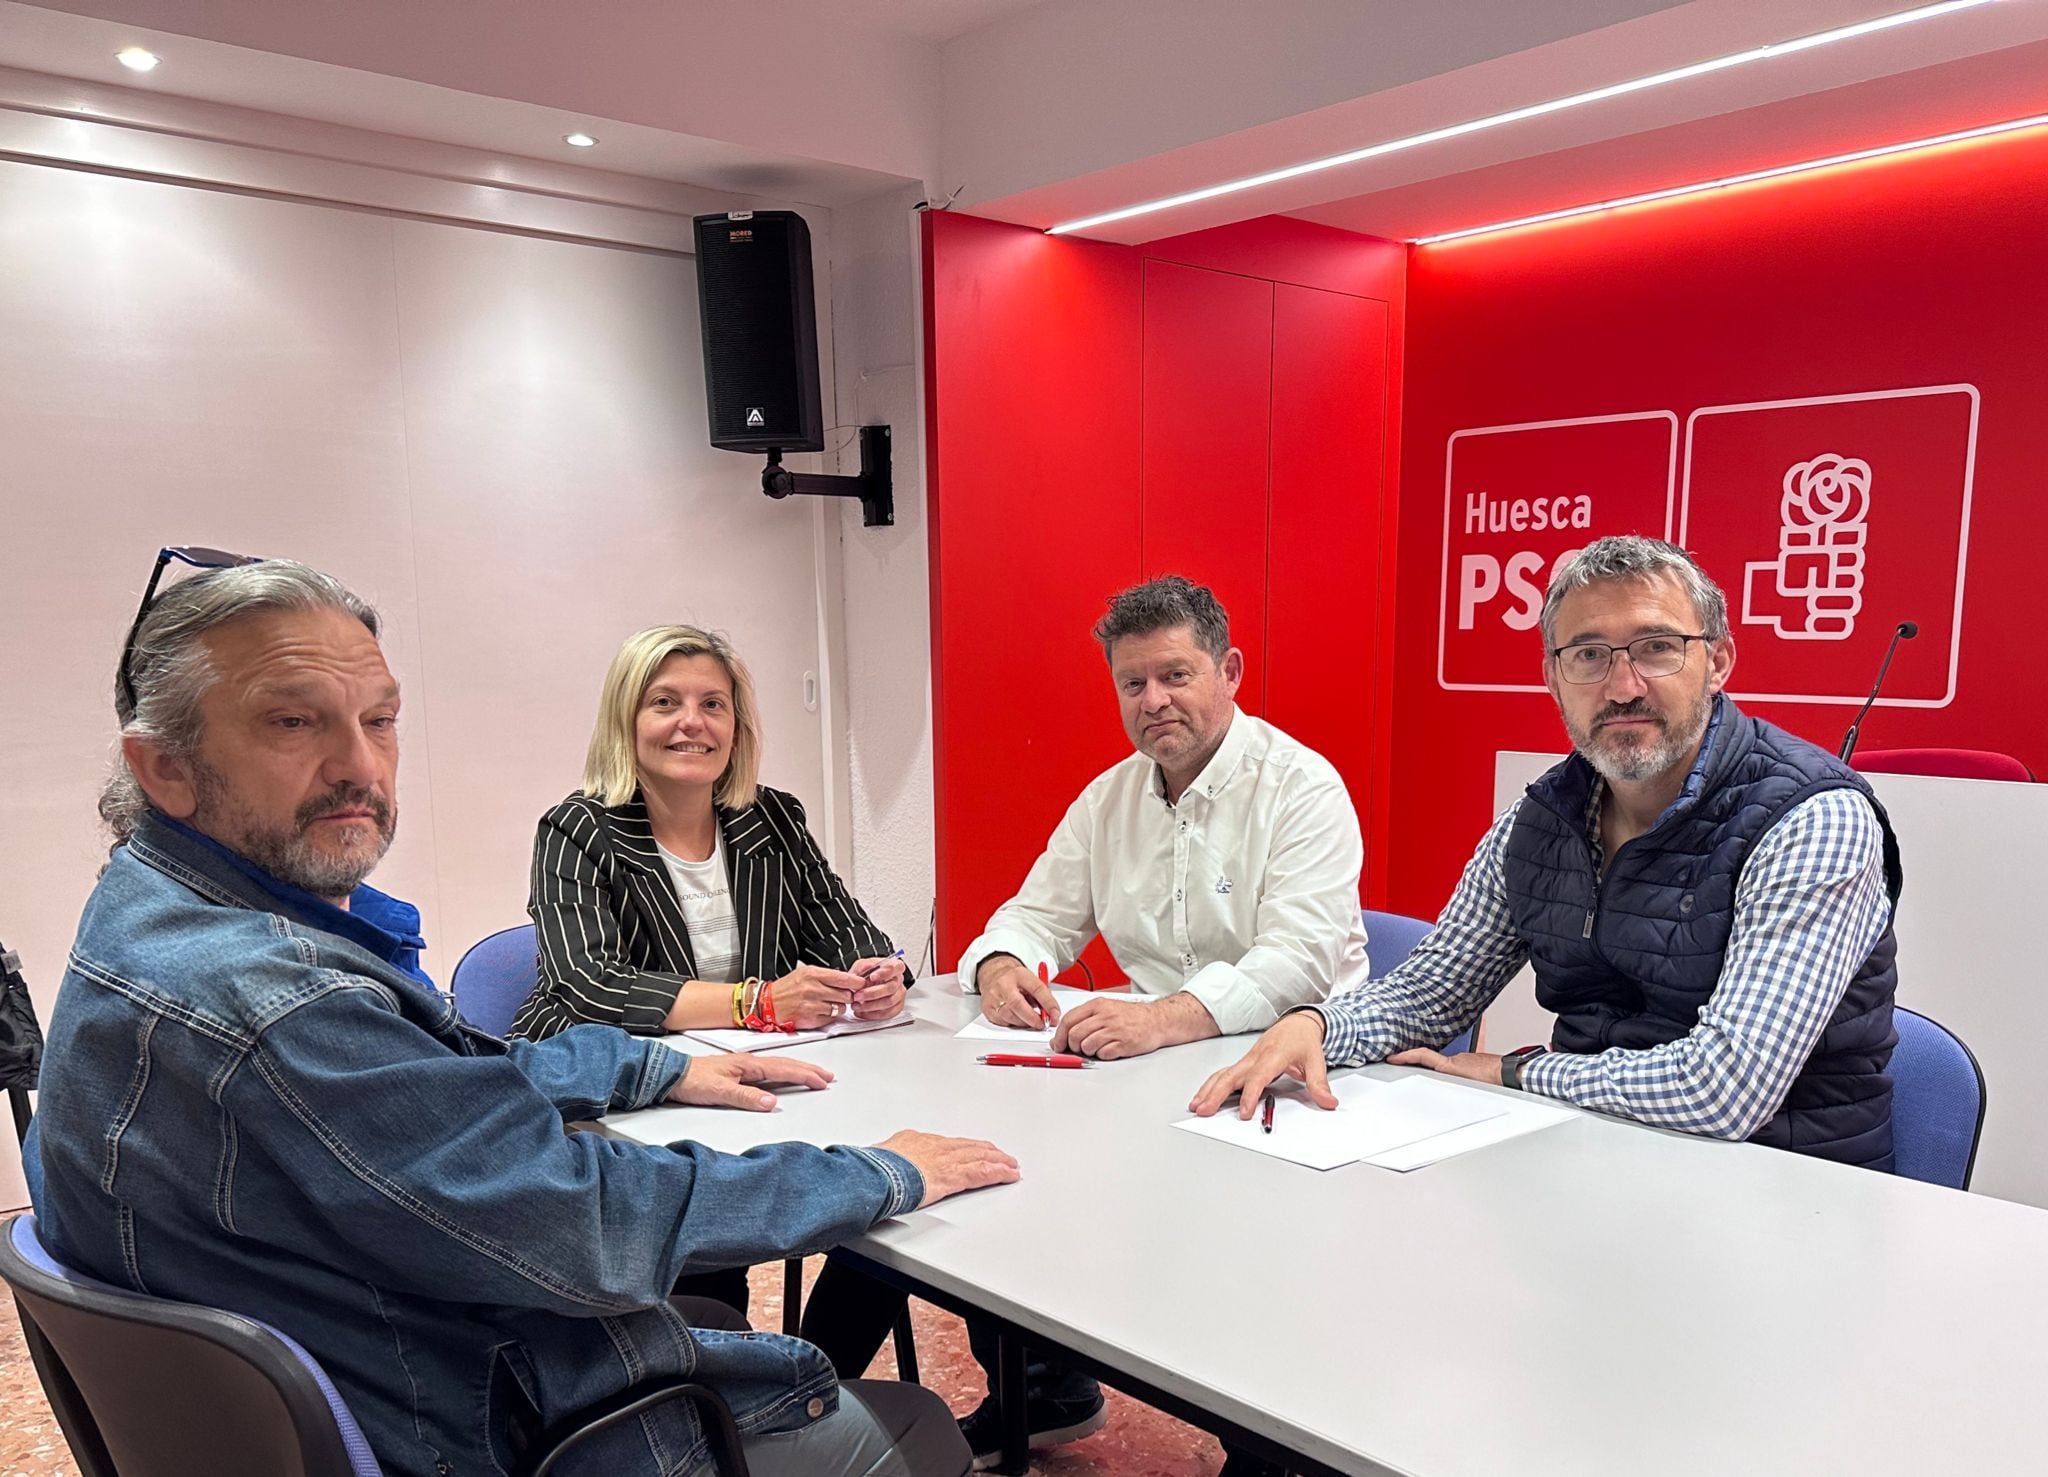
[1889,1007,1987,1191]
[1362,908,1475,1056]
[451,923,540,1036]
[0,1213,750,1477]
[3,1211,376,1477]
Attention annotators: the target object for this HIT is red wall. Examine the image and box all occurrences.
[925,212,1405,969]
[1387,125,2048,918]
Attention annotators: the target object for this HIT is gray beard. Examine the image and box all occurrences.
[1573,693,1713,786]
[1583,727,1692,784]
[189,759,395,898]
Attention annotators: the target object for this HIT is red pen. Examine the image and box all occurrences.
[1261,1093,1276,1134]
[1035,961,1052,1027]
[979,1053,1089,1069]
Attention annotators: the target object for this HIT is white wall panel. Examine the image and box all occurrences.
[828,185,938,962]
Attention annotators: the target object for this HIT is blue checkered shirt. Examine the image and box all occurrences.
[1317,785,1891,1140]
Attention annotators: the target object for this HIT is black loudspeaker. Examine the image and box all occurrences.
[694,211,824,454]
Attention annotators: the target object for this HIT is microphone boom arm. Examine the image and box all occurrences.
[1839,620,1918,763]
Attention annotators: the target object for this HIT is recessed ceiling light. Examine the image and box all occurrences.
[1412,111,2048,245]
[563,132,599,149]
[1047,0,1999,237]
[115,46,160,73]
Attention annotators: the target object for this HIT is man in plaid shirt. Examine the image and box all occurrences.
[1192,535,1902,1168]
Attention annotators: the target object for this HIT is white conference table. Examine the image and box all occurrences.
[602,978,2048,1477]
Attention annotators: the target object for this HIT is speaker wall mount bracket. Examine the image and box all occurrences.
[761,425,893,527]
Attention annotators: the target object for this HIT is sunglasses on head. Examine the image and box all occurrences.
[117,545,265,717]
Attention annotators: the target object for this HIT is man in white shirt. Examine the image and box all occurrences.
[961,574,1369,1057]
[953,575,1367,1472]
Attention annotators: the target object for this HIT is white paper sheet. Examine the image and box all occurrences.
[1173,1074,1510,1171]
[1366,1095,1575,1171]
[680,1011,915,1054]
[951,987,1149,1043]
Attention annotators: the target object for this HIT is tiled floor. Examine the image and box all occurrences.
[1,1253,1227,1476]
[1,1280,74,1477]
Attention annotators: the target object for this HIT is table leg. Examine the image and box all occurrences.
[891,1301,920,1385]
[781,1256,803,1337]
[995,1330,1029,1476]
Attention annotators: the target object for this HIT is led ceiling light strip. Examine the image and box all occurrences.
[1045,0,2000,237]
[1412,110,2048,243]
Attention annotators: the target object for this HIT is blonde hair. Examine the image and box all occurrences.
[581,626,762,810]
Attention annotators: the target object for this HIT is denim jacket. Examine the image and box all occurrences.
[26,815,923,1477]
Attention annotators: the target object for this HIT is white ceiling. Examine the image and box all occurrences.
[0,0,952,198]
[6,0,2047,239]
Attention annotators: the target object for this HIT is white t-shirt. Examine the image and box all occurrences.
[657,831,742,984]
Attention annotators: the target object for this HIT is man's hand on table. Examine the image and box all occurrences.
[1053,991,1217,1060]
[666,1053,835,1112]
[975,955,1061,1027]
[875,1130,1021,1208]
[1187,1011,1336,1119]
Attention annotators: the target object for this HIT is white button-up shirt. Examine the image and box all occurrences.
[958,708,1370,1035]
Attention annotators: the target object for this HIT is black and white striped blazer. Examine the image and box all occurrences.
[512,786,905,1040]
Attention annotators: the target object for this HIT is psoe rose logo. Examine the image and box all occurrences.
[1741,452,1872,642]
[1681,385,1977,708]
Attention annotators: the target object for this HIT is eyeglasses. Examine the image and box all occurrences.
[1549,633,1708,685]
[117,545,264,717]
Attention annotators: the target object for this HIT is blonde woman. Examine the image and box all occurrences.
[516,625,908,1044]
[515,625,915,1361]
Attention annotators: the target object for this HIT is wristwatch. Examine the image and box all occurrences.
[1499,1044,1549,1091]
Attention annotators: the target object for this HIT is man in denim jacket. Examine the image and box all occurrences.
[27,558,1018,1477]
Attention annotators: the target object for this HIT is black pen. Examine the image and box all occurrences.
[1261,1093,1276,1134]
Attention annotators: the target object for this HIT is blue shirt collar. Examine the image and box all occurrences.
[154,814,433,989]
[1661,693,1728,826]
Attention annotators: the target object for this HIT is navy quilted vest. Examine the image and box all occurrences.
[1505,697,1901,1170]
